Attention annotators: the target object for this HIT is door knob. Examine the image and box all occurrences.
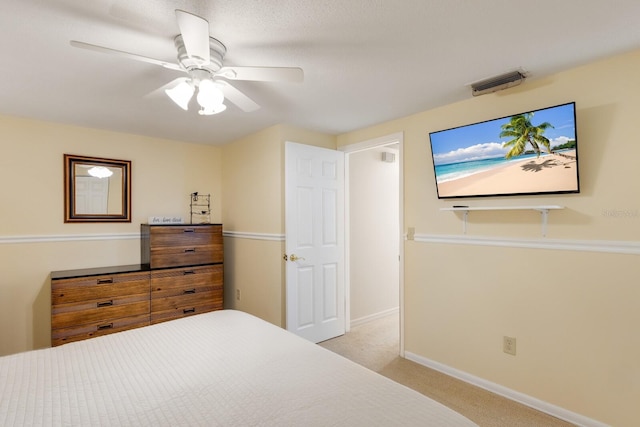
[289,254,305,262]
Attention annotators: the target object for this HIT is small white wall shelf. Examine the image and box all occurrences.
[440,205,564,237]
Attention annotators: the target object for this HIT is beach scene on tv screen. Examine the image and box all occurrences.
[429,103,579,198]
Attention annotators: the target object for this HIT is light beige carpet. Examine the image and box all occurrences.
[319,314,575,427]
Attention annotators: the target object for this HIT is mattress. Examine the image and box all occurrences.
[0,310,477,426]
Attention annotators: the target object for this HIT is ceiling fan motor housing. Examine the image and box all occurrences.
[174,35,227,72]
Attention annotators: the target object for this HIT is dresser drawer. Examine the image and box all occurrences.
[51,313,150,346]
[142,224,223,269]
[149,246,221,269]
[151,265,222,298]
[52,294,150,330]
[151,291,223,324]
[150,264,223,324]
[149,224,222,247]
[52,271,150,305]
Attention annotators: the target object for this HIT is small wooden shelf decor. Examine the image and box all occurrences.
[440,205,564,237]
[190,192,211,224]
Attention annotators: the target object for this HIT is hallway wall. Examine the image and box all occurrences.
[349,145,399,323]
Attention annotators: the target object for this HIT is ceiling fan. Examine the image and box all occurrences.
[70,10,304,115]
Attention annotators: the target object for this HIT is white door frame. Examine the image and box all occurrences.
[340,132,405,356]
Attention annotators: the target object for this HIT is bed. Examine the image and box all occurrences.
[0,310,477,426]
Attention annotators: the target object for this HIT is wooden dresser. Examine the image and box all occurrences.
[51,224,224,346]
[51,265,150,346]
[141,224,224,324]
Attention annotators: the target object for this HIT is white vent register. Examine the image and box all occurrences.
[470,70,526,96]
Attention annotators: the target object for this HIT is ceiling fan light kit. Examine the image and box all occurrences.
[165,69,226,114]
[87,166,113,179]
[70,9,304,116]
[165,80,195,110]
[199,103,227,116]
[196,79,226,115]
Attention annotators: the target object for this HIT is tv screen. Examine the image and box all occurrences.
[428,102,579,199]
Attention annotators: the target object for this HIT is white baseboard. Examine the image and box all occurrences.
[404,351,609,427]
[350,307,399,328]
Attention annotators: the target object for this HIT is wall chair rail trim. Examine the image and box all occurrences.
[2,230,286,244]
[222,231,285,241]
[414,233,640,255]
[0,233,140,244]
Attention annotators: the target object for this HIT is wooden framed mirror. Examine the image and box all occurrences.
[64,154,131,222]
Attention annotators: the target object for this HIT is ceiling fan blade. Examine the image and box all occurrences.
[217,80,260,112]
[217,66,304,83]
[144,77,189,98]
[175,10,210,65]
[70,40,183,72]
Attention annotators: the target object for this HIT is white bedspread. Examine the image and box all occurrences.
[0,310,476,426]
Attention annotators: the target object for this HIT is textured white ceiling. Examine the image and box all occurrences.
[1,0,639,145]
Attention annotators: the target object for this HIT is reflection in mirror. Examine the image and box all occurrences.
[73,164,123,214]
[64,154,131,222]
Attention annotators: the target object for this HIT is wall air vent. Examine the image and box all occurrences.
[470,70,526,96]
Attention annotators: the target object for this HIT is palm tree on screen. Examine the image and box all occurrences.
[500,113,554,159]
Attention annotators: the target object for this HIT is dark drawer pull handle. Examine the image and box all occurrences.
[96,278,113,284]
[183,307,196,314]
[97,300,113,308]
[184,248,196,253]
[183,228,195,233]
[183,270,195,275]
[97,323,113,331]
[183,288,196,294]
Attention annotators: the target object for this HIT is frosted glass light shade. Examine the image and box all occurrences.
[197,79,224,109]
[165,80,195,110]
[198,104,227,115]
[88,166,113,179]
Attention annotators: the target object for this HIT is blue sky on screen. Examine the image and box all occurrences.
[429,103,576,166]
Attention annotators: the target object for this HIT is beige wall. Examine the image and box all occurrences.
[220,126,285,326]
[221,124,336,327]
[0,116,222,356]
[337,49,640,426]
[0,118,334,356]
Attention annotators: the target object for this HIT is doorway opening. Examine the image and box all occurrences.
[343,132,404,356]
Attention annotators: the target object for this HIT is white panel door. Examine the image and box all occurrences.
[285,141,345,343]
[75,176,109,214]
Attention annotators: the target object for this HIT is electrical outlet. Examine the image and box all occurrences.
[503,336,516,355]
[236,289,241,301]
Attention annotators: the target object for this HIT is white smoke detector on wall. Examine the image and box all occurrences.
[381,152,396,163]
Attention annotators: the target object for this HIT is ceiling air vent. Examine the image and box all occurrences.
[470,70,526,96]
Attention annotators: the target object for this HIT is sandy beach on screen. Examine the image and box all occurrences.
[438,150,578,197]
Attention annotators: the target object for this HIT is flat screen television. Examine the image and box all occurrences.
[428,102,579,199]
